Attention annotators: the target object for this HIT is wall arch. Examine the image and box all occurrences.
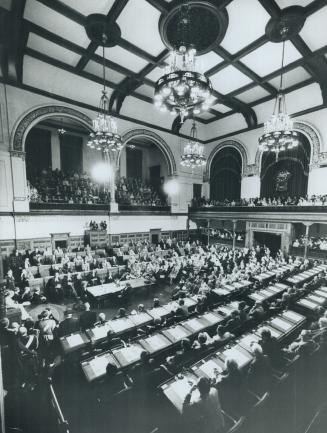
[11,104,93,153]
[121,128,177,176]
[205,139,248,180]
[254,120,323,173]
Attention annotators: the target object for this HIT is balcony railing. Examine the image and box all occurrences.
[189,205,327,213]
[30,202,170,213]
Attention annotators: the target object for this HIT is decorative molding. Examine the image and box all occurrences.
[243,163,259,177]
[121,128,177,175]
[11,105,93,152]
[10,150,26,160]
[205,139,249,179]
[254,120,323,174]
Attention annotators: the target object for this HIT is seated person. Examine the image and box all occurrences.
[114,307,128,320]
[212,325,234,346]
[247,344,274,395]
[192,332,213,350]
[217,358,246,416]
[153,298,160,308]
[97,362,132,403]
[259,327,283,369]
[284,329,317,358]
[183,377,225,433]
[79,302,97,331]
[94,313,107,326]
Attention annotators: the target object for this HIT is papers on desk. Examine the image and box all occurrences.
[143,334,169,351]
[184,318,204,332]
[167,377,196,401]
[89,356,109,377]
[166,326,189,341]
[250,293,265,302]
[223,347,251,368]
[315,290,327,299]
[308,294,325,304]
[239,334,260,351]
[91,324,110,341]
[130,312,152,326]
[108,318,134,333]
[282,310,304,323]
[267,286,281,294]
[261,289,273,298]
[114,345,143,364]
[198,359,223,378]
[66,334,84,348]
[218,306,233,316]
[148,307,169,320]
[202,312,221,325]
[270,318,292,332]
[298,299,319,310]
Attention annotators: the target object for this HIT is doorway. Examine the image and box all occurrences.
[253,231,281,255]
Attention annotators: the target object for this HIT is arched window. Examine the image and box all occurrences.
[210,147,242,201]
[260,133,311,198]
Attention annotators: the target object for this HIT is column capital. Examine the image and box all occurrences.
[10,150,26,160]
[303,222,313,227]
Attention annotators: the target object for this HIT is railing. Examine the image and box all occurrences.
[30,202,170,212]
[189,205,327,213]
[290,246,327,260]
[48,379,70,433]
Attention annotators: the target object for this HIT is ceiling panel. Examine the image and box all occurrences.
[275,0,314,7]
[237,86,270,103]
[95,45,148,73]
[136,84,155,99]
[268,66,311,89]
[221,0,270,54]
[146,66,166,83]
[300,6,327,51]
[210,65,252,94]
[197,112,216,120]
[24,0,90,48]
[211,103,232,113]
[59,0,115,16]
[23,55,112,107]
[241,41,302,77]
[196,51,223,73]
[83,61,126,84]
[117,0,166,57]
[27,33,81,67]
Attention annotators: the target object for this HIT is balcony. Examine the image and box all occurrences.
[29,202,171,214]
[189,205,327,223]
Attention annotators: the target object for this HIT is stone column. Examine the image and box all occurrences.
[232,219,238,250]
[303,222,312,260]
[106,150,119,213]
[10,150,29,212]
[207,220,210,246]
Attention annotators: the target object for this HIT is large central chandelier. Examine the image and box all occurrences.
[87,35,122,153]
[258,32,299,159]
[154,4,213,123]
[180,120,206,168]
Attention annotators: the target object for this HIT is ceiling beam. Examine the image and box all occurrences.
[75,0,130,71]
[3,0,27,84]
[144,0,169,13]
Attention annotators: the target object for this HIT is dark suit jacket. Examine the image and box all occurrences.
[79,311,97,330]
[58,317,80,337]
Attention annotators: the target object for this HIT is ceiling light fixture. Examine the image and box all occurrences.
[154,3,213,124]
[57,118,66,136]
[180,120,206,169]
[87,34,122,153]
[258,28,299,160]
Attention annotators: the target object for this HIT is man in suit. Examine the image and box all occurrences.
[79,302,97,331]
[58,309,79,337]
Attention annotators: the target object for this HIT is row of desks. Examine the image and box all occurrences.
[81,309,230,382]
[212,279,253,297]
[60,296,199,355]
[161,309,306,413]
[286,264,327,286]
[248,283,289,303]
[252,264,298,283]
[86,277,154,300]
[296,286,327,312]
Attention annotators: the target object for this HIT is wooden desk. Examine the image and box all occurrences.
[191,356,225,380]
[138,333,172,355]
[161,371,198,413]
[181,316,211,334]
[218,345,253,369]
[86,323,112,343]
[112,344,144,368]
[81,351,119,382]
[147,306,171,321]
[60,332,90,355]
[107,317,135,335]
[129,312,153,327]
[161,325,192,343]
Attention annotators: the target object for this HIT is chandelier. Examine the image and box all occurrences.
[87,35,122,153]
[180,120,206,168]
[57,118,66,136]
[154,4,213,123]
[258,33,299,159]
